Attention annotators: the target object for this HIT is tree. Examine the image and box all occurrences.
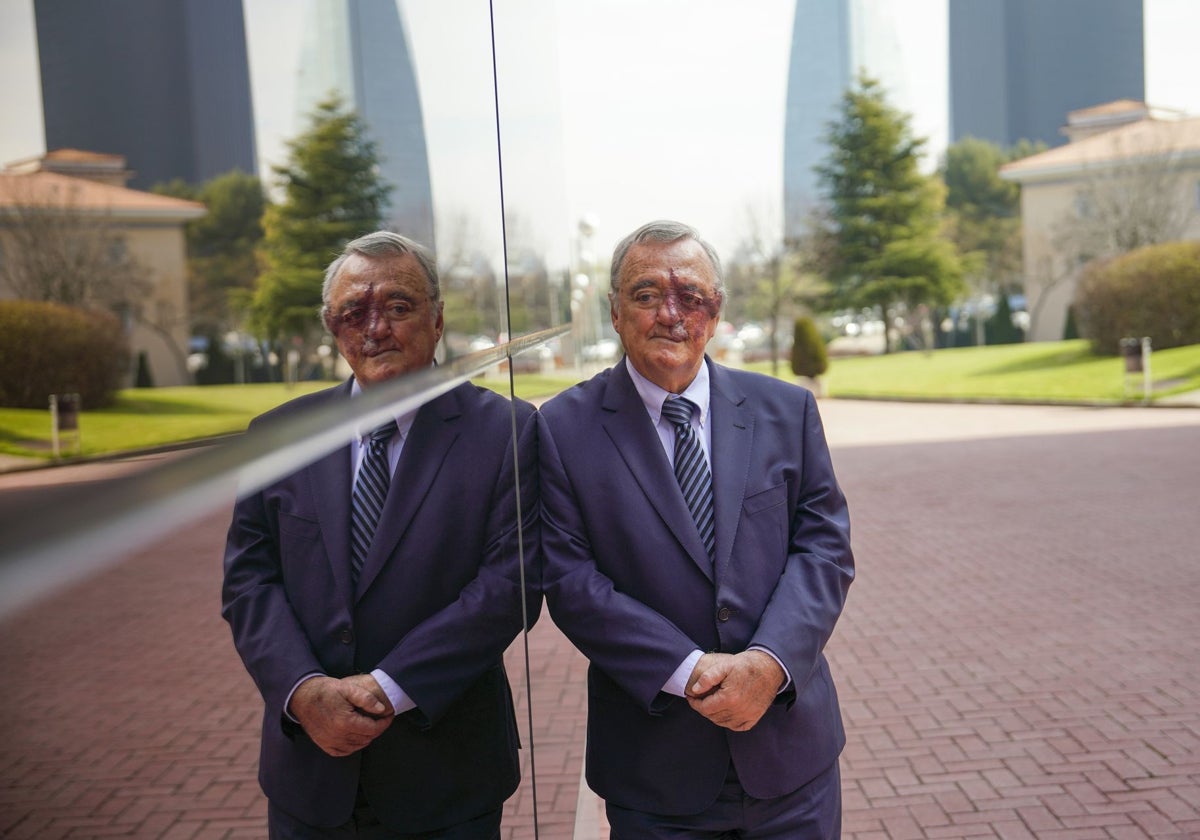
[724,203,827,375]
[155,171,266,336]
[941,137,1040,344]
[249,95,391,347]
[814,75,963,352]
[1060,131,1193,259]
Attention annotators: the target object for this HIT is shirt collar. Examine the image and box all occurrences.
[624,356,710,428]
[349,378,420,442]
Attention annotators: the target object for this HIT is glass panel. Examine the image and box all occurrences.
[405,2,571,834]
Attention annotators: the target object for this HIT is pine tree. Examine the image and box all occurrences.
[815,75,963,352]
[249,95,391,344]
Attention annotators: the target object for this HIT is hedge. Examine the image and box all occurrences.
[1074,241,1200,355]
[0,300,130,408]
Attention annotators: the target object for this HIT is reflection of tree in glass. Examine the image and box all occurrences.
[250,94,389,358]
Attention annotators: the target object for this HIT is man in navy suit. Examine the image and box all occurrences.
[539,220,854,838]
[222,231,536,838]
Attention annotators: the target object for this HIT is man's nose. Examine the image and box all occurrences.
[654,295,682,322]
[364,308,391,337]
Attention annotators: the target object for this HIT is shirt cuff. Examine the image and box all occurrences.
[371,668,416,714]
[662,649,704,697]
[748,645,792,693]
[284,672,324,722]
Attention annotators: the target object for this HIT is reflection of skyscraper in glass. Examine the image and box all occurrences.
[783,0,921,239]
[950,0,1144,150]
[294,0,435,249]
[33,0,256,191]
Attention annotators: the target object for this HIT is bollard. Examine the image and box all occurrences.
[1119,337,1152,403]
[49,393,82,459]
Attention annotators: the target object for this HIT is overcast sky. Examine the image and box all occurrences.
[3,0,1198,262]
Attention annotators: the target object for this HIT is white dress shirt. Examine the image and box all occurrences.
[624,358,791,698]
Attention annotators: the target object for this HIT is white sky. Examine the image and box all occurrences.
[2,0,1198,263]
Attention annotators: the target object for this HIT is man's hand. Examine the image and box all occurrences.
[287,675,393,757]
[343,673,395,717]
[686,650,785,732]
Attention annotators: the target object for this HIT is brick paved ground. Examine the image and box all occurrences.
[1,402,1197,839]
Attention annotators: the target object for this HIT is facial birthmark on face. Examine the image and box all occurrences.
[666,269,721,320]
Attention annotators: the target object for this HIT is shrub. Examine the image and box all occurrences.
[984,294,1024,345]
[1074,241,1200,355]
[0,300,130,408]
[790,315,829,378]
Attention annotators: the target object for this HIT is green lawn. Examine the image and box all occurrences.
[3,341,1197,461]
[746,340,1200,403]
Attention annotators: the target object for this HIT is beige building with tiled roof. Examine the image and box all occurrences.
[0,150,205,387]
[1000,102,1200,342]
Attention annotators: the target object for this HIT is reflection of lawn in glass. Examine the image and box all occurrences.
[3,343,1198,460]
[740,339,1200,403]
[0,382,331,459]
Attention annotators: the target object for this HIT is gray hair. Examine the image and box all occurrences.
[321,231,440,319]
[609,220,725,298]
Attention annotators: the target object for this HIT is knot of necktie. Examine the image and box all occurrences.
[662,397,697,428]
[367,420,399,449]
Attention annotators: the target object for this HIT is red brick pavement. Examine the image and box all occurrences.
[1,402,1198,839]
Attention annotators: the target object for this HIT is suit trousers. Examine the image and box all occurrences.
[268,789,501,840]
[604,759,841,840]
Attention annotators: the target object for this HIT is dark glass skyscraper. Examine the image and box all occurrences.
[950,0,1145,148]
[34,0,257,190]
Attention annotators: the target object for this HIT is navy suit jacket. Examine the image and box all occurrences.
[222,379,538,832]
[538,357,853,815]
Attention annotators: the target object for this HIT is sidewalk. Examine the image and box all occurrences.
[1,400,1197,838]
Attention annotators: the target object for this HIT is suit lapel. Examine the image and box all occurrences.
[602,360,714,581]
[353,384,466,601]
[303,381,356,604]
[707,361,752,580]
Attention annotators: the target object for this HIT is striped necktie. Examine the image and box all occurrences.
[350,420,398,584]
[661,397,715,560]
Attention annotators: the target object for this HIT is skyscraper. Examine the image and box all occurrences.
[783,0,926,239]
[293,0,435,249]
[34,0,257,190]
[950,0,1145,149]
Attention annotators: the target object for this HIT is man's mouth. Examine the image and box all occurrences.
[363,343,399,358]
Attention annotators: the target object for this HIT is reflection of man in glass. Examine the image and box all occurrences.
[539,220,853,838]
[222,231,536,838]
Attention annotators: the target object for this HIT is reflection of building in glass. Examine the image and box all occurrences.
[33,0,257,191]
[0,150,205,386]
[950,0,1144,149]
[783,0,921,239]
[1000,101,1200,341]
[295,0,435,250]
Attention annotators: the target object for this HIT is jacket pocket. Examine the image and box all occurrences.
[743,481,786,516]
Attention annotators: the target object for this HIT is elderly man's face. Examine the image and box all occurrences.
[611,238,721,395]
[324,252,444,388]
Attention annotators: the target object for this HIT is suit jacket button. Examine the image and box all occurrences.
[716,606,732,622]
[339,628,354,644]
